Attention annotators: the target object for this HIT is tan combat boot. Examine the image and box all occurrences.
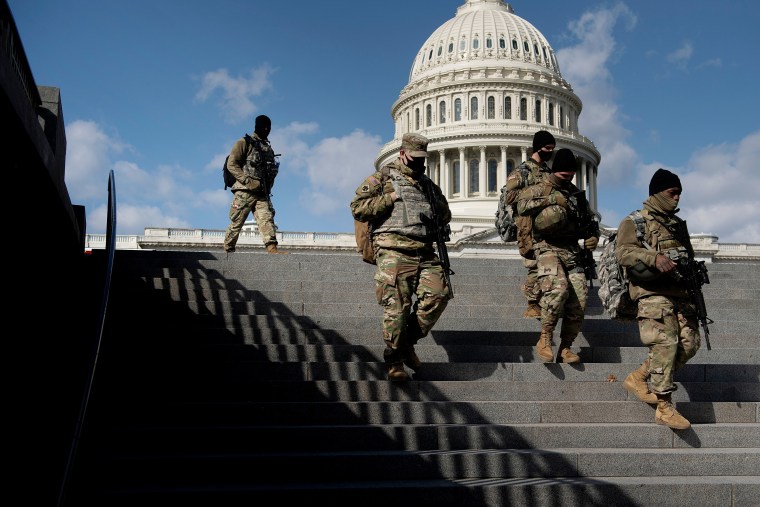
[523,302,541,319]
[266,244,288,254]
[655,394,691,430]
[387,362,409,382]
[555,337,580,364]
[535,330,554,362]
[623,359,657,404]
[403,346,422,371]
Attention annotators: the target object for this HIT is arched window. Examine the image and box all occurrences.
[469,159,479,193]
[415,108,420,130]
[548,103,554,126]
[487,96,495,119]
[438,45,442,57]
[426,104,432,127]
[448,42,454,53]
[453,161,460,194]
[512,39,518,50]
[470,97,478,119]
[534,44,540,60]
[472,38,479,50]
[459,39,466,51]
[536,100,542,123]
[439,101,446,124]
[500,37,506,49]
[559,106,565,129]
[506,159,515,177]
[523,41,529,52]
[428,49,433,61]
[542,47,548,61]
[505,97,512,119]
[488,159,498,193]
[486,37,493,49]
[520,98,527,121]
[454,98,462,121]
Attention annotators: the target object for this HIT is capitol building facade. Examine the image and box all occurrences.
[85,0,757,261]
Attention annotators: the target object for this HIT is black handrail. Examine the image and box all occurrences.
[57,169,116,506]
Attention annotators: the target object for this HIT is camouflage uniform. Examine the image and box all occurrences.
[616,204,701,395]
[505,158,551,312]
[350,155,451,377]
[517,175,598,362]
[223,132,279,251]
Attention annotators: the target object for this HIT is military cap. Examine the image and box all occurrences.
[401,133,429,157]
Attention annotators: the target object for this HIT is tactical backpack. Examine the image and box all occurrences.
[494,185,517,242]
[597,211,646,320]
[222,135,252,190]
[354,166,391,265]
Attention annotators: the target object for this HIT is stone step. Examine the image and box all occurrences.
[82,448,760,486]
[100,400,758,426]
[68,475,760,507]
[92,423,760,453]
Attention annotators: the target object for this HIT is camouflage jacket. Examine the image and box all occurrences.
[227,133,277,194]
[616,203,690,301]
[504,158,551,206]
[350,159,451,251]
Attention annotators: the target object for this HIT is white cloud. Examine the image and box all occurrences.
[88,203,191,236]
[666,41,693,68]
[65,120,128,200]
[195,65,276,124]
[677,130,760,243]
[557,3,638,186]
[288,129,383,216]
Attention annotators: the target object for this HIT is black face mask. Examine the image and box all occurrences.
[538,150,553,162]
[406,157,426,173]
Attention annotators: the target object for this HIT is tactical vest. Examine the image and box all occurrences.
[372,169,433,239]
[641,209,689,261]
[244,138,278,183]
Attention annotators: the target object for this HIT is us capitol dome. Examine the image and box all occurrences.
[376,0,600,238]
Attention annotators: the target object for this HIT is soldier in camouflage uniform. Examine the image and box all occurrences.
[615,168,701,430]
[516,149,599,364]
[223,115,286,254]
[350,133,452,382]
[504,130,556,318]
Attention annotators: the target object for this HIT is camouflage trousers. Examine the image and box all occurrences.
[223,190,277,250]
[373,247,451,358]
[636,295,701,394]
[521,257,541,304]
[536,249,588,338]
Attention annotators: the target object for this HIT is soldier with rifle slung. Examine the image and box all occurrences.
[615,168,707,430]
[516,148,600,365]
[350,133,452,382]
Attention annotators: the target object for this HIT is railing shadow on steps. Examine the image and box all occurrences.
[60,251,645,506]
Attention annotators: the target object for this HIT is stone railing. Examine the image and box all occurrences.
[84,227,760,261]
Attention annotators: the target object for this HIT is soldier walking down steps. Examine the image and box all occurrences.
[516,149,600,365]
[350,133,452,382]
[615,168,703,430]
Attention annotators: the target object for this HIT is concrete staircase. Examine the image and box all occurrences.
[65,250,760,506]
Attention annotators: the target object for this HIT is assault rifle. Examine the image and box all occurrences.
[570,189,600,286]
[423,179,455,298]
[670,220,713,350]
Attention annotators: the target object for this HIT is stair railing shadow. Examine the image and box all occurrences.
[66,251,643,505]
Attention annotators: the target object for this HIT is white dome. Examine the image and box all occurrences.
[410,0,563,84]
[376,0,600,238]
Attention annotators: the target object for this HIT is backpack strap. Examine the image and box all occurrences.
[628,210,651,249]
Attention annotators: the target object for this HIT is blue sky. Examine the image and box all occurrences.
[9,0,760,243]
